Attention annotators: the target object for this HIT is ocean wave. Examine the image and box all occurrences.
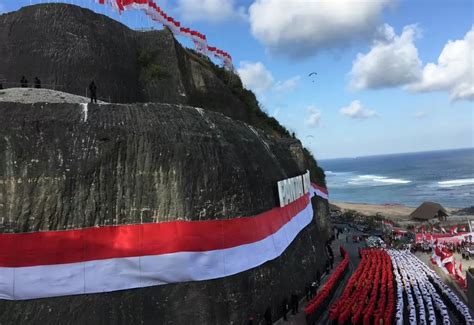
[438,178,474,188]
[348,174,411,186]
[326,170,352,176]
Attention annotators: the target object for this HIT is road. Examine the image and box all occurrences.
[274,226,365,325]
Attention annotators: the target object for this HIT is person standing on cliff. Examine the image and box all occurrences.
[20,76,28,88]
[89,81,97,103]
[282,297,289,321]
[34,77,41,89]
[264,307,272,324]
[291,293,298,314]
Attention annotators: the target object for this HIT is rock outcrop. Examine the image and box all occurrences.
[0,4,330,324]
[1,102,315,231]
[0,3,327,181]
[0,101,331,324]
[0,4,248,122]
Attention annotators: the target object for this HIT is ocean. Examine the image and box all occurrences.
[319,148,474,208]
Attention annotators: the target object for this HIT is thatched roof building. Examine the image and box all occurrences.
[410,202,449,221]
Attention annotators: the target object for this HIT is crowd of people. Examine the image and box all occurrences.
[411,240,473,260]
[390,249,472,324]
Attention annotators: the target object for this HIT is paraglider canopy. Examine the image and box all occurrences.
[308,72,317,82]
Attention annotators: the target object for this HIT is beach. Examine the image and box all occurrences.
[331,201,459,221]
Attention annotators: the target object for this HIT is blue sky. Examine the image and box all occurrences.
[1,0,473,159]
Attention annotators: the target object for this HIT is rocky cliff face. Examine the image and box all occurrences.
[1,102,310,231]
[0,3,327,182]
[0,4,330,324]
[0,4,249,122]
[0,101,331,324]
[0,4,140,103]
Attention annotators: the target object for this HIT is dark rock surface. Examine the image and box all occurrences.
[0,3,327,185]
[0,4,248,122]
[1,102,310,231]
[0,4,330,324]
[0,4,140,103]
[0,101,331,324]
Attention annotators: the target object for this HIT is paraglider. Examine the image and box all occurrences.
[308,72,317,83]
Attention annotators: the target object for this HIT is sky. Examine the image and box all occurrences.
[1,0,473,159]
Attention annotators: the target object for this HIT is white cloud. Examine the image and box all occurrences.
[349,24,422,89]
[248,0,392,57]
[305,106,322,127]
[237,61,274,93]
[340,100,378,119]
[177,0,246,23]
[409,26,474,101]
[413,111,427,118]
[274,76,301,92]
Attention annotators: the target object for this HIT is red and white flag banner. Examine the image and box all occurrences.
[94,0,232,68]
[0,185,328,300]
[416,232,474,244]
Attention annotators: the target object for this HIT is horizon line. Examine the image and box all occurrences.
[319,146,474,161]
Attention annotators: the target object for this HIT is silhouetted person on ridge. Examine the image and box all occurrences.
[34,77,41,89]
[20,76,28,88]
[89,81,97,103]
[264,307,272,325]
[0,83,3,90]
[291,293,298,314]
[282,297,289,321]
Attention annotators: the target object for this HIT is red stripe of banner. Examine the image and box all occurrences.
[312,183,328,195]
[0,191,315,268]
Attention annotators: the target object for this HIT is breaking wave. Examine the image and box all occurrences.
[438,178,474,188]
[348,175,411,186]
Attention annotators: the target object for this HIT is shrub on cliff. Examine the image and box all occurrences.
[186,49,326,186]
[138,49,170,82]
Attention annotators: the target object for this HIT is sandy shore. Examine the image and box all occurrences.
[331,201,459,221]
[331,201,414,219]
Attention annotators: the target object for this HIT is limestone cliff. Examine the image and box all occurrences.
[0,3,331,324]
[0,3,326,182]
[0,101,331,324]
[1,102,315,231]
[0,4,251,122]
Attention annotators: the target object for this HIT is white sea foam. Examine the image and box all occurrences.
[348,174,411,186]
[326,171,352,176]
[438,178,474,188]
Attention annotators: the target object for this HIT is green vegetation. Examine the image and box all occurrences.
[138,49,170,82]
[340,211,389,231]
[185,48,326,186]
